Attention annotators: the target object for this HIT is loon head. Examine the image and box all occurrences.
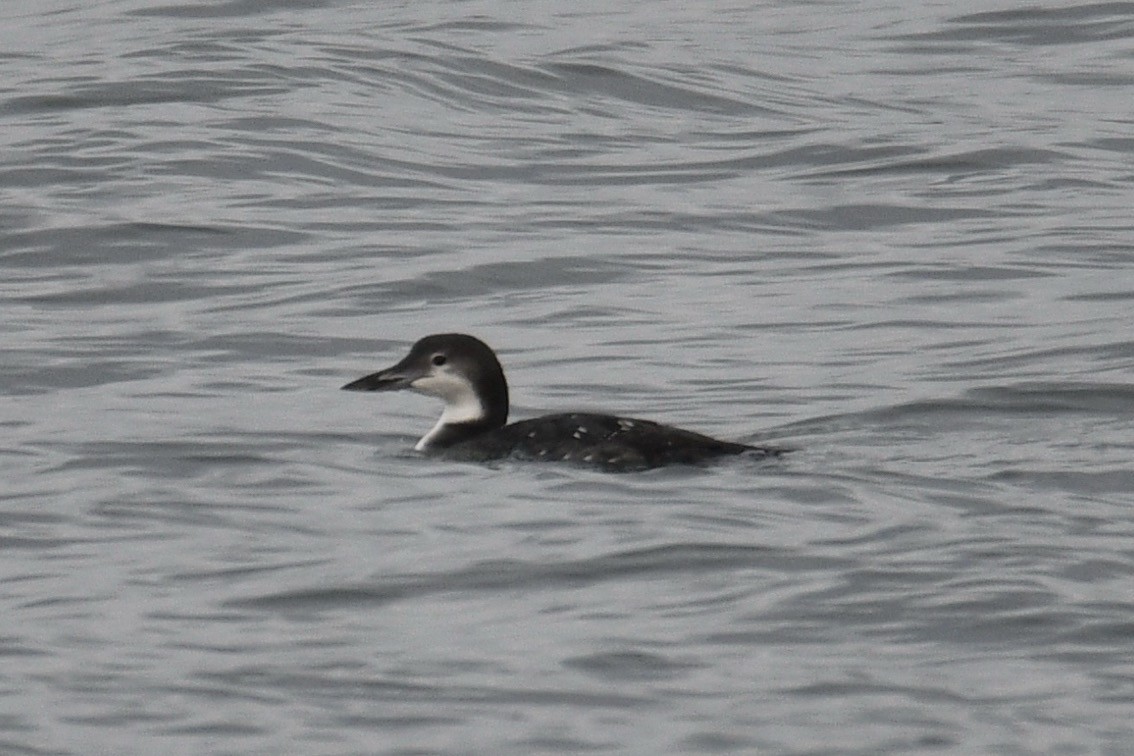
[342,333,510,450]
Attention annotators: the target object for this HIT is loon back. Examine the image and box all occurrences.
[445,412,773,472]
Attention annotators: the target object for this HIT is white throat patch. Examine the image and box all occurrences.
[410,372,486,451]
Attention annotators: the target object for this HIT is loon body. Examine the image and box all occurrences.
[342,333,783,472]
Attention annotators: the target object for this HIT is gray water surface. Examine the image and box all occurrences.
[3,1,1134,754]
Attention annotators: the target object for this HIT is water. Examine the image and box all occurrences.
[3,0,1133,753]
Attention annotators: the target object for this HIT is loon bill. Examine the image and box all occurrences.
[342,333,785,472]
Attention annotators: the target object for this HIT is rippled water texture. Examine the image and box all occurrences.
[3,1,1134,753]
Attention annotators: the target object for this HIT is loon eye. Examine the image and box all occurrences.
[431,353,447,367]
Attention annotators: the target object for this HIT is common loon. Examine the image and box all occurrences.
[342,333,784,472]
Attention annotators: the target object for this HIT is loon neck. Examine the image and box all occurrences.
[415,389,508,451]
[416,416,502,450]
